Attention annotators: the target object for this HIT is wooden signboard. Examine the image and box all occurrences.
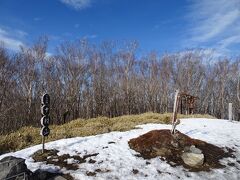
[40,93,51,153]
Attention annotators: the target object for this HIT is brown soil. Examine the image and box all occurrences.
[86,168,111,176]
[32,149,112,178]
[86,171,97,176]
[32,149,99,171]
[128,129,235,172]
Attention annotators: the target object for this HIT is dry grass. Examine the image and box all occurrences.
[0,112,215,153]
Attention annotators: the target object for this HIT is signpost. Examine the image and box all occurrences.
[171,90,198,134]
[229,103,233,121]
[171,90,180,134]
[40,93,50,153]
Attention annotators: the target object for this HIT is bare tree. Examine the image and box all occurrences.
[1,38,240,135]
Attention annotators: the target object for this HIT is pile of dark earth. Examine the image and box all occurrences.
[128,129,236,172]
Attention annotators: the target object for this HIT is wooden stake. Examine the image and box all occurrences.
[171,90,180,134]
[42,136,45,153]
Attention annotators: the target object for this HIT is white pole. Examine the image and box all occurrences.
[171,90,180,134]
[229,103,232,121]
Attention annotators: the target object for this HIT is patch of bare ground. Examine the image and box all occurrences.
[128,129,235,172]
[86,169,111,177]
[32,149,112,178]
[32,149,99,171]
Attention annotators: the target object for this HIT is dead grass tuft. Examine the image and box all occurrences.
[0,112,215,153]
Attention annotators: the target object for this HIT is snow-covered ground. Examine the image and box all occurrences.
[1,118,240,180]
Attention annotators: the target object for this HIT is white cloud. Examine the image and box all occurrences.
[185,0,240,55]
[0,27,25,51]
[219,35,240,48]
[60,0,92,10]
[175,48,223,61]
[191,10,239,42]
[15,30,28,38]
[217,35,240,55]
[0,28,8,36]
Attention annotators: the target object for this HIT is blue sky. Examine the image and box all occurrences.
[0,0,240,56]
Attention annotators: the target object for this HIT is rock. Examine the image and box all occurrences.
[182,145,204,167]
[0,156,32,179]
[189,145,202,154]
[181,152,204,167]
[32,169,54,180]
[32,169,69,180]
[153,147,171,156]
[184,145,202,154]
[51,175,67,180]
[0,156,73,180]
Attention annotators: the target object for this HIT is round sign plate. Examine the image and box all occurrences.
[40,126,50,136]
[41,116,50,126]
[41,93,50,105]
[41,105,50,116]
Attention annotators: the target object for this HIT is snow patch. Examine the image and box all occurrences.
[1,118,240,180]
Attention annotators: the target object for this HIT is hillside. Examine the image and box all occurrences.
[0,117,239,180]
[0,113,214,153]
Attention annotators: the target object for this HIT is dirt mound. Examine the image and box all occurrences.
[128,129,235,171]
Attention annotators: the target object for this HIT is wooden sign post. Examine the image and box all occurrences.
[171,90,198,134]
[171,90,180,134]
[40,93,50,153]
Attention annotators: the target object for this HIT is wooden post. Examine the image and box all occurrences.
[41,93,50,154]
[171,90,180,134]
[229,103,233,121]
[42,136,45,153]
